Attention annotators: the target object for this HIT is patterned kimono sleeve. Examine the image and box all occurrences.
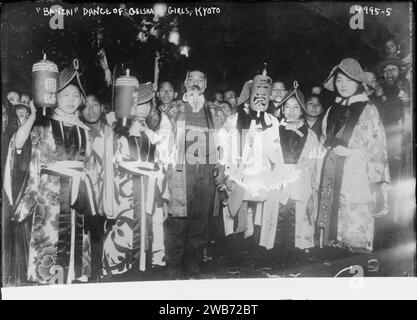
[83,132,103,215]
[361,103,390,184]
[306,131,321,191]
[9,128,41,222]
[148,114,173,166]
[114,135,131,163]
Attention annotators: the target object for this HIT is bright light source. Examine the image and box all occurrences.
[180,45,190,57]
[153,3,168,18]
[168,28,180,45]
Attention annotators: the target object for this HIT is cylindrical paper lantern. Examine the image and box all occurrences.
[32,54,59,115]
[115,69,139,126]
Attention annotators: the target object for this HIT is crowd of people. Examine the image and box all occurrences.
[1,37,413,286]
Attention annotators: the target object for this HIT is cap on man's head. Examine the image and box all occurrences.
[377,57,405,76]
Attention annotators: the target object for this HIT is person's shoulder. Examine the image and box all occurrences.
[362,100,380,117]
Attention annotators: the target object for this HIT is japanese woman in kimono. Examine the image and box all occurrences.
[3,59,99,285]
[102,83,172,276]
[275,83,320,264]
[316,58,390,254]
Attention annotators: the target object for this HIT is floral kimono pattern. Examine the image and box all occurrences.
[102,115,171,275]
[5,119,96,285]
[317,94,390,253]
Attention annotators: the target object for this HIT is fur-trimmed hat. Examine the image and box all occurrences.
[323,58,366,92]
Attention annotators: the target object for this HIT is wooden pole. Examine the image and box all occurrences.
[139,176,146,271]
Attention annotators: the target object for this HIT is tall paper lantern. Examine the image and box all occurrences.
[115,69,139,126]
[32,54,59,115]
[250,66,272,113]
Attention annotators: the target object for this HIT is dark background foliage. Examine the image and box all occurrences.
[1,1,410,101]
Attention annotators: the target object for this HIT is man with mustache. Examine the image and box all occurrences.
[378,57,407,183]
[164,70,219,279]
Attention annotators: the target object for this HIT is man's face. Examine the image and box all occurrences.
[185,71,207,94]
[306,97,323,118]
[7,91,19,105]
[224,90,237,109]
[21,95,30,106]
[385,40,398,57]
[158,82,177,105]
[214,92,223,103]
[382,64,400,86]
[82,95,103,124]
[270,82,287,103]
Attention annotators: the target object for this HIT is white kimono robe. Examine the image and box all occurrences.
[218,112,285,249]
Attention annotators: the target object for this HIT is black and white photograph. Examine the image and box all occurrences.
[1,1,415,300]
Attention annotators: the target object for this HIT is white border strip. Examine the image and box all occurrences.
[3,278,417,300]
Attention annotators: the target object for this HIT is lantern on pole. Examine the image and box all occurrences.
[250,63,272,113]
[32,53,59,115]
[115,69,139,126]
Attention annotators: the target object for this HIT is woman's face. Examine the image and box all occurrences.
[306,97,323,117]
[385,40,398,57]
[335,73,359,98]
[82,95,102,123]
[284,97,302,122]
[57,84,82,114]
[131,101,151,120]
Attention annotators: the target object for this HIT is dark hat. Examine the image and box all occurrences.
[377,57,405,76]
[136,82,155,105]
[58,59,86,97]
[278,81,306,112]
[323,58,366,92]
